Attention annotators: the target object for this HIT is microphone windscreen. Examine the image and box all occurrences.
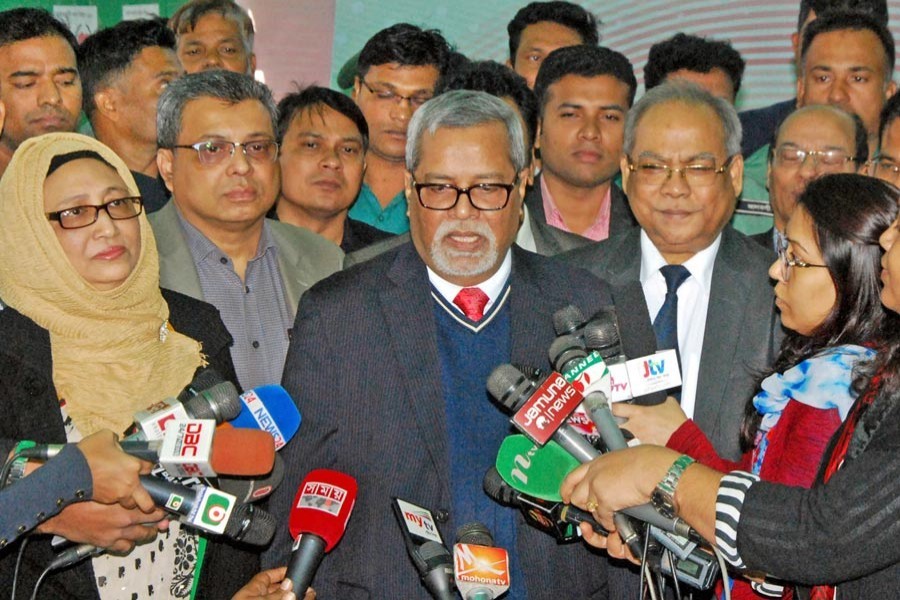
[230,385,301,450]
[216,453,285,503]
[209,428,275,475]
[223,502,277,546]
[495,435,579,501]
[482,467,514,506]
[486,364,534,410]
[288,469,358,552]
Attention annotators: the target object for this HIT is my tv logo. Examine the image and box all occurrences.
[642,358,666,378]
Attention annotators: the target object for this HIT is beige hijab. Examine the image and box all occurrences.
[0,133,205,436]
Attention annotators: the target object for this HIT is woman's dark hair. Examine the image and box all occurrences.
[47,151,114,177]
[741,173,900,449]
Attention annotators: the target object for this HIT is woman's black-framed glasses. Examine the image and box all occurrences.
[46,196,144,229]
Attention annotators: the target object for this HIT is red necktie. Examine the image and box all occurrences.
[453,287,489,321]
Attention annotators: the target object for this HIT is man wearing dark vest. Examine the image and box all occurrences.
[266,90,611,598]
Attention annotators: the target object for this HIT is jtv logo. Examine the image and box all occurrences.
[642,357,666,378]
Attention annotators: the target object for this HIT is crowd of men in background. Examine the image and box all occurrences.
[1,0,899,597]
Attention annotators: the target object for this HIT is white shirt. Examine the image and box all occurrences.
[639,230,722,418]
[427,250,512,312]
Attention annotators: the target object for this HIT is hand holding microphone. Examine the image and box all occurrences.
[76,429,155,512]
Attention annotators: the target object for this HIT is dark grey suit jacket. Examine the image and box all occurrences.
[523,175,636,256]
[149,201,344,318]
[265,243,612,599]
[562,225,781,461]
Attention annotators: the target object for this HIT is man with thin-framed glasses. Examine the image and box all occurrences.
[149,70,342,391]
[348,23,451,235]
[753,105,867,252]
[563,80,782,597]
[267,90,613,598]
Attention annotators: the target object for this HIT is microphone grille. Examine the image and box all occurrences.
[486,364,533,411]
[583,307,622,358]
[178,367,226,402]
[418,540,452,564]
[456,522,493,546]
[548,334,587,371]
[552,305,585,336]
[187,381,241,422]
[225,503,276,546]
[482,467,516,506]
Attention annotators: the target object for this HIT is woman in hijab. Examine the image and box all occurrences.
[0,132,258,599]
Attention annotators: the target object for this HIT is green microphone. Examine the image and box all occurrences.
[494,434,580,502]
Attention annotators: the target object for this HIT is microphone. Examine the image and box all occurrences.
[48,475,277,571]
[392,497,456,600]
[127,380,241,441]
[20,420,276,477]
[556,303,677,405]
[487,365,696,540]
[487,364,594,462]
[229,385,301,451]
[483,467,607,542]
[141,476,276,543]
[453,523,510,600]
[286,469,358,594]
[494,434,579,501]
[216,453,285,503]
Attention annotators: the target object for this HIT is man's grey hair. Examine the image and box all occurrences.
[157,70,277,148]
[169,0,254,52]
[623,81,742,158]
[406,89,528,174]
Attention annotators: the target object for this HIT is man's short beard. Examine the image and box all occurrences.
[429,219,498,278]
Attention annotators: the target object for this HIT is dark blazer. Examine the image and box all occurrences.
[0,290,258,599]
[523,175,636,256]
[737,388,900,598]
[750,227,777,253]
[265,243,612,599]
[562,226,781,461]
[738,98,796,158]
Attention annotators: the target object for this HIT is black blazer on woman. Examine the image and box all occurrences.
[0,289,259,599]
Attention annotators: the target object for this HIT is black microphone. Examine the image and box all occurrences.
[393,497,456,600]
[140,476,275,544]
[487,364,695,541]
[483,467,607,541]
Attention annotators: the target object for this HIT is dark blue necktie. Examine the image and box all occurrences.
[653,265,690,399]
[653,265,690,351]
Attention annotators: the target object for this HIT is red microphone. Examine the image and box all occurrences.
[286,469,358,594]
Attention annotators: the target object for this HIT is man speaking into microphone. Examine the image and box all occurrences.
[266,90,612,598]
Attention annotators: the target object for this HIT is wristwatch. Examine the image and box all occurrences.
[651,454,696,519]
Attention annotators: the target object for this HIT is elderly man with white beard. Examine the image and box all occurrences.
[264,90,615,598]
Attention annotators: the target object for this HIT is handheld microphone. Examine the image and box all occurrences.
[453,523,510,600]
[487,365,696,541]
[286,469,358,595]
[20,421,276,477]
[127,380,241,441]
[494,435,579,501]
[483,467,607,542]
[216,453,285,503]
[229,385,301,451]
[556,303,678,405]
[392,497,456,600]
[141,475,275,543]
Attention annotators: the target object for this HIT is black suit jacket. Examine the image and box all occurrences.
[562,226,781,461]
[265,243,612,599]
[0,290,258,599]
[523,175,636,256]
[738,98,796,158]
